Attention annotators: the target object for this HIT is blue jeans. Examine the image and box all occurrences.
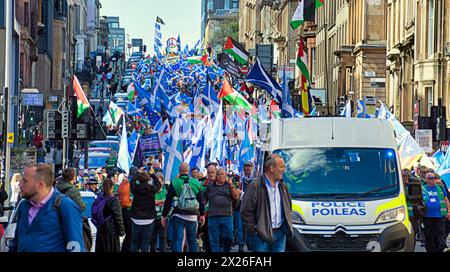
[208,216,234,252]
[233,211,244,245]
[171,215,198,252]
[252,229,286,252]
[130,222,154,252]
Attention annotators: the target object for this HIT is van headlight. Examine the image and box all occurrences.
[291,211,306,225]
[375,207,405,224]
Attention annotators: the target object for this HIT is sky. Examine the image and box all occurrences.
[100,0,202,56]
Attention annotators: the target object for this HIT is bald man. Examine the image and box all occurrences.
[161,163,205,252]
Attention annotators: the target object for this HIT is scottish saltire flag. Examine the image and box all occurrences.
[164,118,183,182]
[126,101,143,117]
[117,115,131,174]
[340,100,352,118]
[432,150,445,169]
[127,130,140,162]
[158,118,171,149]
[133,80,154,116]
[398,134,424,171]
[310,107,318,116]
[189,131,207,173]
[239,118,255,172]
[356,100,370,118]
[246,58,283,104]
[281,65,295,118]
[377,102,395,121]
[209,101,225,163]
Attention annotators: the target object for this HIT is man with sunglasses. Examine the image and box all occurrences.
[422,172,450,252]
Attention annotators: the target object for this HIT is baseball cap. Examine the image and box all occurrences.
[205,162,218,168]
[244,161,253,166]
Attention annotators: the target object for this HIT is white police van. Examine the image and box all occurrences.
[255,118,416,252]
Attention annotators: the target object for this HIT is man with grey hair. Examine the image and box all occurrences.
[9,164,84,252]
[240,154,293,252]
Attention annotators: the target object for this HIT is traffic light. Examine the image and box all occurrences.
[143,45,147,52]
[69,96,78,140]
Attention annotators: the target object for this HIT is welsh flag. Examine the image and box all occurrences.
[224,36,249,65]
[73,75,91,118]
[218,79,252,111]
[316,0,324,8]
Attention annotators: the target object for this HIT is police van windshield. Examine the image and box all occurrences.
[274,148,400,200]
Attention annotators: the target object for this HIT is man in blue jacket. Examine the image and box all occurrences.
[9,164,84,252]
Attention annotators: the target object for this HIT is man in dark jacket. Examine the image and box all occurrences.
[161,163,205,252]
[9,164,84,252]
[129,171,161,252]
[240,154,293,252]
[56,168,86,212]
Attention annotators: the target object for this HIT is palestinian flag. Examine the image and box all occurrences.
[316,0,324,8]
[73,75,91,118]
[218,79,252,111]
[186,55,209,66]
[296,37,311,84]
[127,83,136,102]
[224,36,249,65]
[270,100,281,119]
[291,0,316,30]
[290,0,305,30]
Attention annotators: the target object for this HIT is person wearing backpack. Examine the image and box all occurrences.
[130,171,161,252]
[204,168,240,252]
[161,163,205,252]
[56,168,86,212]
[55,168,93,251]
[92,179,125,252]
[9,164,84,252]
[118,169,135,252]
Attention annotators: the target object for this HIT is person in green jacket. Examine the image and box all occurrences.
[55,168,86,212]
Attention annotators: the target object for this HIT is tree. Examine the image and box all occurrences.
[209,20,239,53]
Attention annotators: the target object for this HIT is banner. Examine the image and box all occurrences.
[139,133,161,158]
[415,129,433,153]
[218,53,243,79]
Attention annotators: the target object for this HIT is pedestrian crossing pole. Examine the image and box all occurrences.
[2,0,13,198]
[62,80,68,170]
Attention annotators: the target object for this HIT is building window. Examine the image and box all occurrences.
[232,0,238,9]
[62,28,66,53]
[24,2,29,27]
[426,87,433,116]
[207,0,213,11]
[427,0,435,57]
[312,47,316,81]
